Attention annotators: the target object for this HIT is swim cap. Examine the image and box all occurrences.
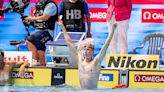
[78,38,94,51]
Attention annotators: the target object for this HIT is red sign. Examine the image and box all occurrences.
[0,14,4,20]
[53,0,61,4]
[30,7,36,17]
[135,74,164,83]
[89,8,107,22]
[86,0,107,4]
[142,9,164,23]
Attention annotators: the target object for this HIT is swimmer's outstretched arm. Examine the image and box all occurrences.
[94,24,117,63]
[16,61,29,76]
[58,21,78,55]
[7,60,29,76]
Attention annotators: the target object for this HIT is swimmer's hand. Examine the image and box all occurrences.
[18,61,29,76]
[19,65,26,76]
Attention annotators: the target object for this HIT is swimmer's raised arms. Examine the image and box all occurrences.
[58,21,117,89]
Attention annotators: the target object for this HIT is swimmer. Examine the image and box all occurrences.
[58,21,116,89]
[0,50,29,85]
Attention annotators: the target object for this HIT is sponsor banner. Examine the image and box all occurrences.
[99,74,113,81]
[52,68,65,85]
[4,51,32,65]
[89,8,107,22]
[129,70,164,88]
[31,8,164,23]
[142,9,164,23]
[0,14,4,20]
[65,69,119,88]
[12,68,52,86]
[31,7,108,22]
[106,54,159,70]
[134,74,164,83]
[4,0,164,4]
[98,70,119,88]
[12,71,33,79]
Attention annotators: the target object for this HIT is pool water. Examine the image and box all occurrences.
[0,84,164,92]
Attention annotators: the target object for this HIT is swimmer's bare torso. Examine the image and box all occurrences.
[78,54,101,89]
[58,21,116,89]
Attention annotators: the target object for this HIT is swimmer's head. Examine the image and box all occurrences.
[0,49,4,69]
[78,38,94,60]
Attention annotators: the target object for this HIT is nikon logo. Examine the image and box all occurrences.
[106,55,159,70]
